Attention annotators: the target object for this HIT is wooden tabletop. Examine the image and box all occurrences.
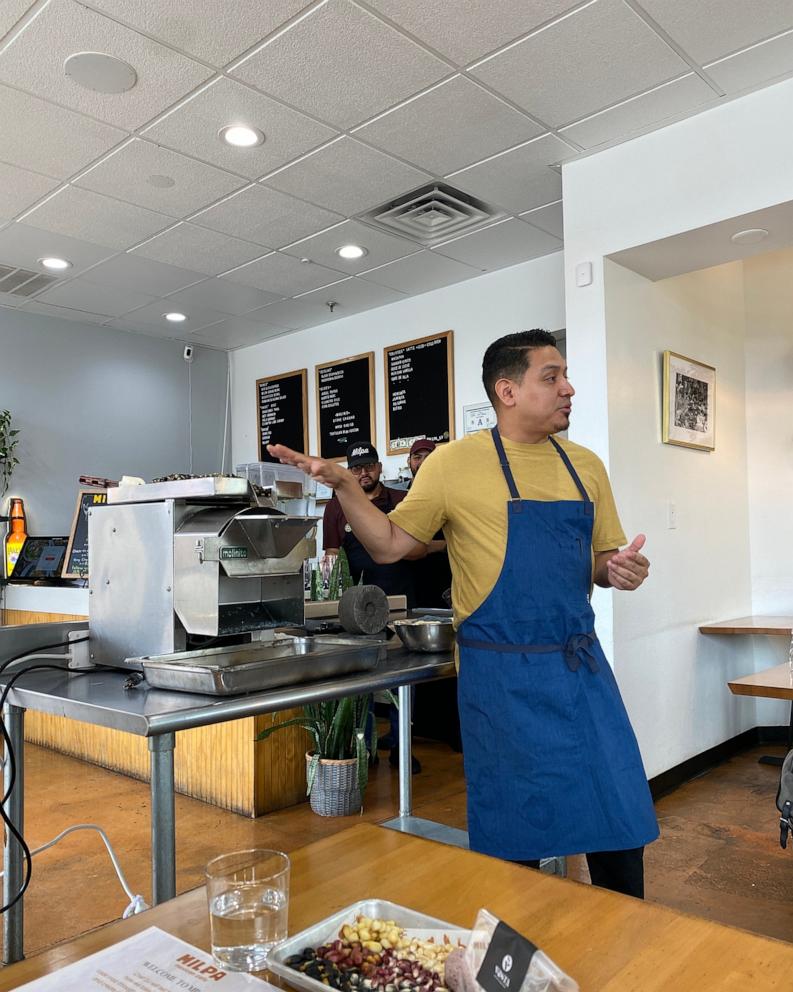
[5,823,793,991]
[699,616,793,636]
[728,663,793,700]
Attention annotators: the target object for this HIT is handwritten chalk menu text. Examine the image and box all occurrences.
[63,489,107,579]
[385,330,455,455]
[256,368,308,462]
[316,352,375,460]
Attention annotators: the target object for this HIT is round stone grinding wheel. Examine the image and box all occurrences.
[338,585,390,635]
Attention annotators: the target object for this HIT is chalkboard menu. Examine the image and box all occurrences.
[315,352,375,460]
[63,489,107,579]
[385,330,455,455]
[256,368,308,462]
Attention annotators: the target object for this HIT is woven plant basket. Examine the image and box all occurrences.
[306,752,362,817]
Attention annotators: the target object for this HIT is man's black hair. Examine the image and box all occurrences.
[482,330,558,405]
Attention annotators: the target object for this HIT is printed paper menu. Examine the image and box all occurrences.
[16,926,275,991]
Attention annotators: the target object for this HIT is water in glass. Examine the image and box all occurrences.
[210,884,288,971]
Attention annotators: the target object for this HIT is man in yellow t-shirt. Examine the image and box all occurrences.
[269,329,659,898]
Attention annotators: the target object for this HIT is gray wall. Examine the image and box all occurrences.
[0,308,229,535]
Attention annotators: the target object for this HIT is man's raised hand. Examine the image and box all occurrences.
[606,534,650,591]
[267,444,348,490]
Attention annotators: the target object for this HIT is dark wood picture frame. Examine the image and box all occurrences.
[315,352,376,461]
[255,367,309,462]
[384,329,455,456]
[62,488,107,579]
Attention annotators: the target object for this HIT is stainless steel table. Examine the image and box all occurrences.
[0,623,454,964]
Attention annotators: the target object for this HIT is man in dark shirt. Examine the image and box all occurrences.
[322,441,415,606]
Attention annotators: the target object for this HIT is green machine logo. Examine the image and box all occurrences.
[220,546,248,560]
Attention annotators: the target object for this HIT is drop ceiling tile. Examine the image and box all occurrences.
[359,250,478,295]
[298,276,407,316]
[638,0,793,64]
[449,135,569,214]
[188,314,291,350]
[0,223,116,275]
[263,138,430,215]
[354,76,542,175]
[520,201,563,240]
[0,84,126,179]
[281,220,418,273]
[80,254,205,295]
[559,74,718,149]
[141,77,337,180]
[36,278,157,317]
[108,298,228,333]
[0,162,59,218]
[705,30,793,94]
[0,293,26,309]
[23,186,173,250]
[253,298,335,331]
[470,0,686,128]
[0,1,37,40]
[365,0,583,65]
[20,300,111,324]
[220,251,345,295]
[192,185,342,249]
[131,223,265,275]
[86,0,313,67]
[0,0,212,129]
[232,0,450,129]
[434,218,562,270]
[162,278,282,315]
[75,139,246,218]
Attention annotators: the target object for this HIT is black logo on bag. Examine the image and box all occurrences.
[476,922,536,992]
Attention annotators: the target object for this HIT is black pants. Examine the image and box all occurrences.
[518,846,645,899]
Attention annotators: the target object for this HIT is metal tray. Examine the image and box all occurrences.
[138,636,385,696]
[267,900,455,992]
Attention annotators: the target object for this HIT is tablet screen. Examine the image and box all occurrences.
[10,537,68,582]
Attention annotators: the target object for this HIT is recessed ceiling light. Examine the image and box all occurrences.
[38,256,72,271]
[164,312,187,323]
[336,244,368,260]
[730,228,769,245]
[219,124,264,148]
[64,52,137,93]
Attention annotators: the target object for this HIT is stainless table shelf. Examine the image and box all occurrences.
[0,627,454,965]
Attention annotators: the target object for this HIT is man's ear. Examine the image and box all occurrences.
[494,378,515,408]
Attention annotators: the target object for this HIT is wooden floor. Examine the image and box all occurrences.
[7,737,793,960]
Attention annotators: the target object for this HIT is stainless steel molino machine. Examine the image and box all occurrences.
[87,476,384,694]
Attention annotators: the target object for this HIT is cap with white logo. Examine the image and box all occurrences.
[346,441,379,467]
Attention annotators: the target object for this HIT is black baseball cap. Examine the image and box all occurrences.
[346,442,379,467]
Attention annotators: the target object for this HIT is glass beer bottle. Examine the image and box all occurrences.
[4,498,27,578]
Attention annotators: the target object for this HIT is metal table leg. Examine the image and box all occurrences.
[3,703,26,965]
[148,733,176,905]
[397,684,412,818]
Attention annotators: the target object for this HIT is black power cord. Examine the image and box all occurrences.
[0,638,91,914]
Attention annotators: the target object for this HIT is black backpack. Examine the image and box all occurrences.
[777,750,793,848]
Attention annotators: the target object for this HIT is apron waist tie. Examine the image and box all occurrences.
[457,631,599,673]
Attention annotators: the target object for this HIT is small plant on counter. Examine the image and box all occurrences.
[0,410,21,500]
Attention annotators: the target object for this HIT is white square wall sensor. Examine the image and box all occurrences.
[575,261,593,287]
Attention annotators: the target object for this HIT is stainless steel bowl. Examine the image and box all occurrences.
[393,619,455,653]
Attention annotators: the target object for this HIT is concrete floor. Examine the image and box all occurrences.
[6,738,793,961]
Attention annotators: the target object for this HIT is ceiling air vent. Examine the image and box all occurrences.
[360,183,504,247]
[0,264,60,297]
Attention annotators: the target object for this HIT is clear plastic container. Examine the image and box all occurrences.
[464,909,578,992]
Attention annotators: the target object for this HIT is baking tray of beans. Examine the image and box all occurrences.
[267,900,469,992]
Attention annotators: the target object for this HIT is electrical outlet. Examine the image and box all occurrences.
[667,500,677,529]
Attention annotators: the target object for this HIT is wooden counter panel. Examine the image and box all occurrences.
[3,608,309,817]
[728,663,793,701]
[699,615,793,635]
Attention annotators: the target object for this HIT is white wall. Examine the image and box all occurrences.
[562,78,793,774]
[742,248,793,723]
[604,259,757,776]
[231,252,566,476]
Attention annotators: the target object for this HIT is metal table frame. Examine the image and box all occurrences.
[0,623,453,964]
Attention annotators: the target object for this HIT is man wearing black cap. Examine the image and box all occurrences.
[322,441,415,606]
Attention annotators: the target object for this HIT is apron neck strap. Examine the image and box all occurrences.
[491,427,521,500]
[491,428,593,504]
[549,436,591,503]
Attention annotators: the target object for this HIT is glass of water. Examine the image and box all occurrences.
[206,849,290,972]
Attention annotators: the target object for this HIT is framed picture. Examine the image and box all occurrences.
[463,402,497,435]
[662,351,715,451]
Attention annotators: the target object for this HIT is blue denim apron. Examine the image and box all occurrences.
[456,428,659,861]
